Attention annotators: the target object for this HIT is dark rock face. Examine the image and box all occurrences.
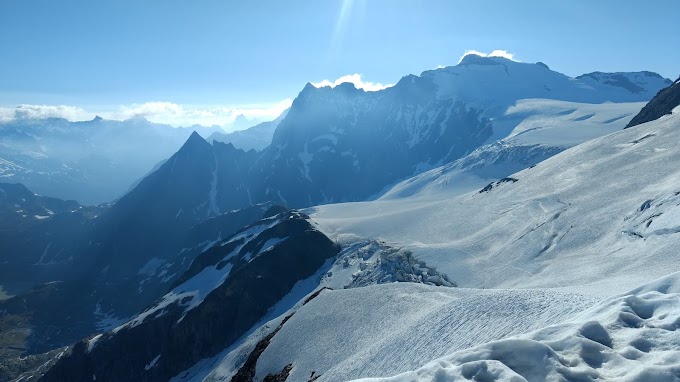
[479,177,518,193]
[261,365,293,382]
[230,314,293,382]
[96,202,279,318]
[183,202,276,248]
[0,282,98,357]
[91,132,238,278]
[40,210,339,382]
[626,77,680,128]
[0,182,102,293]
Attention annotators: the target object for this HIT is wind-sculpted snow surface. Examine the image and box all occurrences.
[175,283,597,382]
[311,111,680,295]
[354,272,680,382]
[254,285,598,382]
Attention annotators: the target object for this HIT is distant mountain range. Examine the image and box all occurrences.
[0,114,291,205]
[0,117,223,204]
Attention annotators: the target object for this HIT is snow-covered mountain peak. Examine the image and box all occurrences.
[333,81,362,92]
[535,61,550,70]
[390,73,436,95]
[456,52,516,67]
[303,80,365,97]
[178,130,211,153]
[302,81,316,91]
[420,58,670,107]
[292,81,369,113]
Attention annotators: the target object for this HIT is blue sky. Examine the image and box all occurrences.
[1,0,678,128]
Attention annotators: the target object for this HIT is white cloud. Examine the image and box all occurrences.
[110,99,294,128]
[116,101,183,121]
[0,99,293,129]
[0,108,15,123]
[0,104,94,123]
[458,49,518,63]
[312,73,393,92]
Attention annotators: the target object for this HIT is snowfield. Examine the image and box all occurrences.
[495,99,642,145]
[355,272,680,382]
[254,285,598,382]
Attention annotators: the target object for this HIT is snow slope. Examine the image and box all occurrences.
[253,284,597,382]
[176,283,597,382]
[381,99,642,200]
[496,99,643,145]
[310,110,680,296]
[356,272,680,382]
